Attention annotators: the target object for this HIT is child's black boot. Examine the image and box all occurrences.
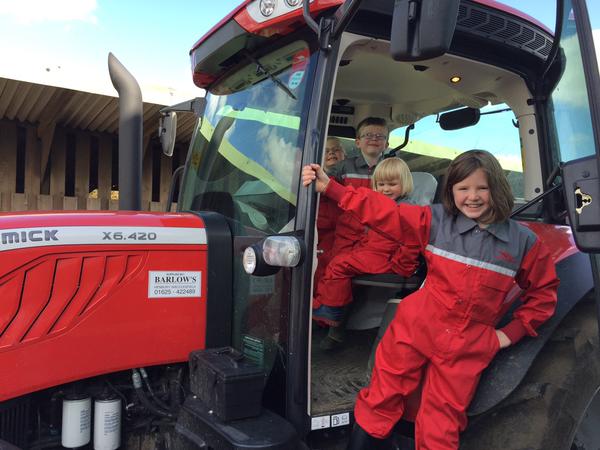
[346,423,388,450]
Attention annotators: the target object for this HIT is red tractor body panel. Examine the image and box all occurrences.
[0,211,208,401]
[522,222,580,262]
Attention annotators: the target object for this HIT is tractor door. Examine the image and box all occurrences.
[546,0,600,254]
[177,32,322,419]
[543,0,600,331]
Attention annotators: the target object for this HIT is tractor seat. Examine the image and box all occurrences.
[406,172,438,206]
[352,272,423,291]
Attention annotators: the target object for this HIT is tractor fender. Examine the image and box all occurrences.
[468,250,594,416]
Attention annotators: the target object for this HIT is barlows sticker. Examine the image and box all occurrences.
[148,271,202,298]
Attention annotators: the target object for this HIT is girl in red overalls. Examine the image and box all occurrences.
[302,150,559,450]
[313,157,420,327]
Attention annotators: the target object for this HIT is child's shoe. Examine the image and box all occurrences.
[312,304,345,327]
[319,328,345,351]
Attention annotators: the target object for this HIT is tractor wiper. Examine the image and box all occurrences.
[245,51,297,101]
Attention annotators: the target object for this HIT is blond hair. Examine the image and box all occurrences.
[372,157,413,197]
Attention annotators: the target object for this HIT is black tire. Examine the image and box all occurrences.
[461,292,600,450]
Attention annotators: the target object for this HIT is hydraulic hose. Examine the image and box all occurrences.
[138,367,173,412]
[131,370,174,419]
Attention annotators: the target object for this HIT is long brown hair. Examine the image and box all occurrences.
[441,150,513,223]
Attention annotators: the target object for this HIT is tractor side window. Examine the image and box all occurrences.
[391,104,523,200]
[546,2,596,164]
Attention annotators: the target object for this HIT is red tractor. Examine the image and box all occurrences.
[1,0,600,449]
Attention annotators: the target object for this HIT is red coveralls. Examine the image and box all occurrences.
[314,198,420,308]
[325,154,380,254]
[325,180,559,450]
[314,154,381,294]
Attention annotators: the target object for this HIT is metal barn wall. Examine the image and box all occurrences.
[0,119,188,212]
[0,77,196,213]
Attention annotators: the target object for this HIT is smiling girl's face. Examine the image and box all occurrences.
[452,168,491,224]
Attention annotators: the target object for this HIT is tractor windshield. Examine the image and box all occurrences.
[179,37,316,234]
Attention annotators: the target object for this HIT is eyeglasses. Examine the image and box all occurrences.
[359,133,387,141]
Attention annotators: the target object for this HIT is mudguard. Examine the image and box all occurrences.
[469,225,593,415]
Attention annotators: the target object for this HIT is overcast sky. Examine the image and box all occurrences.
[0,0,598,104]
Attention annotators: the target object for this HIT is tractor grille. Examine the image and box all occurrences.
[0,253,144,350]
[456,1,553,60]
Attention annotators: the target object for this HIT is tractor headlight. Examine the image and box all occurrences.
[242,236,304,276]
[262,236,302,267]
[259,0,276,16]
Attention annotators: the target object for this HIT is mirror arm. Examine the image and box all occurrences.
[160,97,206,117]
[332,0,363,40]
[545,164,562,187]
[540,0,565,82]
[303,0,320,36]
[166,165,186,213]
[304,0,356,50]
[386,124,415,158]
[480,107,512,116]
[532,0,564,102]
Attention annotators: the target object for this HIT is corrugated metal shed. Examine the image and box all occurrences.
[0,77,197,145]
[0,76,200,212]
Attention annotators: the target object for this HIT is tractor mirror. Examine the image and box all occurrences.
[159,112,177,157]
[158,97,207,157]
[390,0,460,61]
[439,107,480,130]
